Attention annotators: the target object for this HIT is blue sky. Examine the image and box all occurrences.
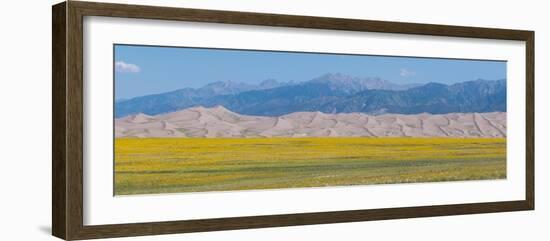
[115,44,506,99]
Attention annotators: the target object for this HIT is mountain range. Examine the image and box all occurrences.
[115,73,506,117]
[115,106,506,138]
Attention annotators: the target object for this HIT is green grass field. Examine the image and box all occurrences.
[114,137,506,195]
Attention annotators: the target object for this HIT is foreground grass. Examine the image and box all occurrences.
[114,137,506,195]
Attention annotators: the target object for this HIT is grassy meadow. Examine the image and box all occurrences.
[114,137,506,195]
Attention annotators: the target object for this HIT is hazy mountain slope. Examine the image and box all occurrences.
[325,79,507,115]
[309,73,421,93]
[115,106,506,138]
[115,73,421,117]
[202,79,506,116]
[115,79,292,117]
[115,74,505,118]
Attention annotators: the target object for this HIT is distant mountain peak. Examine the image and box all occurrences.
[308,73,417,93]
[205,80,251,89]
[260,78,279,87]
[313,72,358,82]
[422,82,447,88]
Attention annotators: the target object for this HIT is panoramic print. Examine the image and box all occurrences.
[114,44,507,195]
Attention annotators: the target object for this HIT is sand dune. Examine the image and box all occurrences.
[115,106,506,138]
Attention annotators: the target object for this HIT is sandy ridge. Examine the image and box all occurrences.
[115,106,507,138]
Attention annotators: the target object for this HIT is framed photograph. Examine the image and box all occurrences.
[52,1,534,240]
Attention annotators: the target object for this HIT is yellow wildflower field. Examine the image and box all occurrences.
[115,137,506,195]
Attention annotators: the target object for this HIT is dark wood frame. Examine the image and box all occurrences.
[52,1,535,240]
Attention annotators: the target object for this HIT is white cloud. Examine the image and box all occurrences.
[115,61,141,73]
[400,68,416,77]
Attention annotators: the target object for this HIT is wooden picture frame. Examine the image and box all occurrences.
[52,1,534,240]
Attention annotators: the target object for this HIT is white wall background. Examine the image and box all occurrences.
[0,0,547,240]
